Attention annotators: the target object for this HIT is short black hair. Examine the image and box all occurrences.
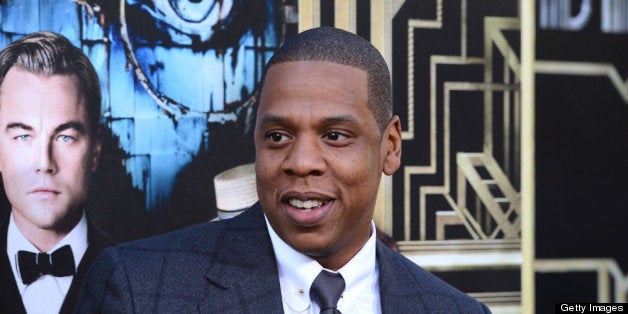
[0,31,101,136]
[259,27,392,132]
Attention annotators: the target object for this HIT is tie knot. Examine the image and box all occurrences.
[36,252,52,274]
[310,270,345,314]
[17,245,75,285]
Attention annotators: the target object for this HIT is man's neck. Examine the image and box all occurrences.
[12,210,82,252]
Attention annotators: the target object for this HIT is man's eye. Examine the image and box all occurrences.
[268,132,287,142]
[58,135,74,142]
[15,135,30,141]
[324,132,347,141]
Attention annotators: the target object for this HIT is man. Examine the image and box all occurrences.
[77,27,489,313]
[0,32,113,313]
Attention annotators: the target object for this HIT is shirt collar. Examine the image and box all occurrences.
[7,210,89,292]
[264,214,378,313]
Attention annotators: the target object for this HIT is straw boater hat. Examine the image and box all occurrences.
[212,163,258,220]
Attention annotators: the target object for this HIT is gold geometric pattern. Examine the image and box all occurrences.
[535,61,628,103]
[535,259,628,303]
[401,1,521,242]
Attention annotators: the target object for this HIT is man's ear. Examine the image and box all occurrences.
[382,115,402,176]
[91,127,102,173]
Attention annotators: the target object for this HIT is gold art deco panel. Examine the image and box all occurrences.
[390,1,523,310]
[533,0,628,309]
[391,0,521,244]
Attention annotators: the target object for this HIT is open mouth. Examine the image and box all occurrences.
[288,199,328,212]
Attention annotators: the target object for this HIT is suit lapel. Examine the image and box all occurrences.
[0,210,26,314]
[201,203,283,312]
[377,241,430,313]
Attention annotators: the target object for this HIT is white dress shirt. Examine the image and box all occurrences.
[265,215,382,314]
[7,211,88,314]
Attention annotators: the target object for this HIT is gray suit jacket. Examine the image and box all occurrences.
[76,203,490,313]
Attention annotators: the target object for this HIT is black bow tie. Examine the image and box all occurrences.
[17,244,76,285]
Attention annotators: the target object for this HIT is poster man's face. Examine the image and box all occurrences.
[0,68,100,234]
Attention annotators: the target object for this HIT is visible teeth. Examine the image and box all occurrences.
[289,199,324,211]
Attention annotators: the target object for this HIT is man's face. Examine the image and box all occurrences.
[0,68,100,234]
[255,61,401,270]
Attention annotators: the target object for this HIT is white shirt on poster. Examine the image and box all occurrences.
[6,211,88,314]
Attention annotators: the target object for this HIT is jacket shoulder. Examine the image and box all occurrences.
[75,204,276,312]
[377,242,490,313]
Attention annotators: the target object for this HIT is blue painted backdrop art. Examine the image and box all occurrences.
[0,0,295,240]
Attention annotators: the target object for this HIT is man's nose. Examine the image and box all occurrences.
[35,139,58,175]
[281,136,326,177]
